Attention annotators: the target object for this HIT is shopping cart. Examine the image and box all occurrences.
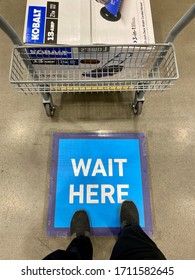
[0,4,194,117]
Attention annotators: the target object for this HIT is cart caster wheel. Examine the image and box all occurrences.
[133,101,143,115]
[44,103,55,117]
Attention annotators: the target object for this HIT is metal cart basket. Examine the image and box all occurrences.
[0,4,194,117]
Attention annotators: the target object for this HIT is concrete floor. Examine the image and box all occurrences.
[0,0,195,260]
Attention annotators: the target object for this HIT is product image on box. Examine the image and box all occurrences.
[82,51,132,78]
[96,0,122,22]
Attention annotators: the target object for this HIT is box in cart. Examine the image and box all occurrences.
[23,0,91,45]
[23,0,155,80]
[91,0,155,45]
[23,0,155,45]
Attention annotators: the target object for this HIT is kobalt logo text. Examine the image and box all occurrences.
[31,9,41,41]
[29,49,70,56]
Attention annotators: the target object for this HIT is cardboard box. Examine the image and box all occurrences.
[24,0,155,45]
[24,0,91,44]
[23,0,155,81]
[92,0,155,44]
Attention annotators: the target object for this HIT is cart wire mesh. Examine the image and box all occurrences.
[10,44,179,94]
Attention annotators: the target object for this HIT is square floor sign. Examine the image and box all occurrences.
[47,132,152,236]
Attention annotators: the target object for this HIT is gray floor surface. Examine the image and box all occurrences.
[0,0,194,260]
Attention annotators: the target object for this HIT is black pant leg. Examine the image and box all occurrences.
[43,236,93,260]
[66,236,93,260]
[110,225,166,260]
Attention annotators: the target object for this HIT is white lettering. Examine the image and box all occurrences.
[32,22,40,28]
[69,184,84,204]
[31,9,42,41]
[101,184,115,204]
[71,159,92,177]
[32,28,39,34]
[31,34,39,40]
[34,9,41,14]
[117,184,129,203]
[92,159,107,177]
[114,159,127,176]
[108,159,113,176]
[33,17,41,24]
[69,184,130,204]
[71,158,128,177]
[29,49,70,57]
[87,185,99,204]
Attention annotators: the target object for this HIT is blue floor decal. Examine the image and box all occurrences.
[47,132,152,236]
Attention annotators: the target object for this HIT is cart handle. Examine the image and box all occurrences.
[0,16,35,73]
[0,16,23,46]
[147,4,195,80]
[165,4,195,43]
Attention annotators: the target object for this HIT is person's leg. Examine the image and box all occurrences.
[110,201,166,260]
[43,236,92,260]
[65,235,93,260]
[43,210,93,260]
[110,224,166,260]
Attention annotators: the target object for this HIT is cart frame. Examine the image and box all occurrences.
[0,4,194,117]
